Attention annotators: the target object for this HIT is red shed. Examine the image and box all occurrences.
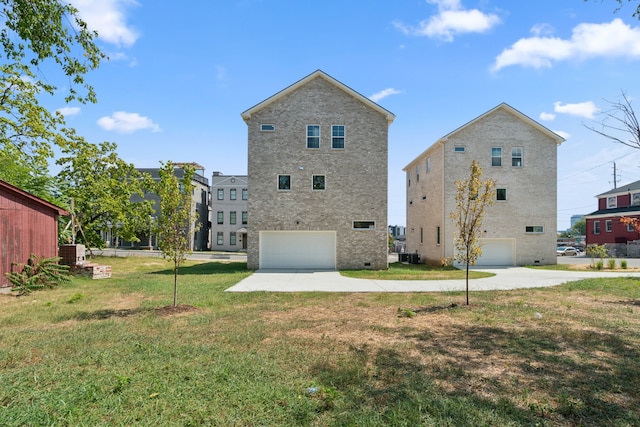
[0,180,69,288]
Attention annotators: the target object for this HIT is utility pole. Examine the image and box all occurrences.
[613,162,618,189]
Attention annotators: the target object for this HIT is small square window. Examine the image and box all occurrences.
[312,175,325,190]
[278,175,291,190]
[332,125,345,149]
[607,196,617,209]
[260,124,275,132]
[496,188,507,201]
[307,125,320,149]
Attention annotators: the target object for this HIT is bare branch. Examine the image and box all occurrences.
[584,90,640,150]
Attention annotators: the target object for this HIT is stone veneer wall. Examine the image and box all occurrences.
[245,77,389,269]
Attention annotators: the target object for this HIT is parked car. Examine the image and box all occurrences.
[557,246,578,256]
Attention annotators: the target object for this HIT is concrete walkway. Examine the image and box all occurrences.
[226,266,640,293]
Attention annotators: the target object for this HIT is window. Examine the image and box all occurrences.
[420,227,423,244]
[492,147,502,166]
[217,188,224,200]
[594,221,601,234]
[217,211,224,224]
[230,211,237,225]
[307,125,320,148]
[606,220,613,232]
[332,125,345,149]
[628,222,635,232]
[230,232,237,245]
[312,175,325,190]
[260,124,275,132]
[436,226,441,245]
[242,188,248,200]
[525,226,544,233]
[607,196,617,209]
[353,221,375,230]
[633,193,640,206]
[230,188,237,200]
[512,147,523,167]
[426,157,431,173]
[496,188,507,201]
[242,211,248,225]
[217,232,223,245]
[415,165,420,182]
[454,146,465,153]
[278,175,291,190]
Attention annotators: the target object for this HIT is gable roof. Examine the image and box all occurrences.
[0,179,69,215]
[596,179,640,197]
[439,103,565,145]
[241,69,395,124]
[403,102,565,171]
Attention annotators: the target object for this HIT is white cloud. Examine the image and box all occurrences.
[394,0,500,42]
[554,101,599,119]
[97,111,161,133]
[56,106,81,116]
[539,112,556,121]
[369,88,402,102]
[492,18,640,71]
[70,0,140,47]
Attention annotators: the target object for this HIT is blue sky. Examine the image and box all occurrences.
[49,0,640,230]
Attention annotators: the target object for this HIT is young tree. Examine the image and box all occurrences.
[0,0,104,189]
[55,135,154,248]
[450,160,496,305]
[154,162,201,307]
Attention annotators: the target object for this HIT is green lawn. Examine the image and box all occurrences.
[1,256,639,426]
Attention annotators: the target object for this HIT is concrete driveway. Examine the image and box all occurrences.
[226,265,640,293]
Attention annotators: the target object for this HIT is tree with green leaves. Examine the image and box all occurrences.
[154,162,201,307]
[0,0,104,190]
[55,135,155,248]
[450,160,496,305]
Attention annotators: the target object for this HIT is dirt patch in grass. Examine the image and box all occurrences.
[155,304,199,317]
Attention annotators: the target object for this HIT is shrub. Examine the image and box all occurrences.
[621,260,628,269]
[594,260,604,271]
[5,254,70,296]
[607,259,616,270]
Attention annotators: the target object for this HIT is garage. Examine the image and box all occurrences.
[475,238,516,266]
[259,231,336,269]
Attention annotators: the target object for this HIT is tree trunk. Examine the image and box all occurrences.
[173,262,178,307]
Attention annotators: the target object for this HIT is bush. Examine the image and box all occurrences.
[607,259,616,270]
[594,260,604,271]
[621,260,628,269]
[5,254,70,296]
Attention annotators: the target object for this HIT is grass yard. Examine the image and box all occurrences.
[1,256,639,426]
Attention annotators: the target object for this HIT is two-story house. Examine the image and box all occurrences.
[584,180,640,256]
[241,70,395,270]
[404,103,564,266]
[210,172,248,251]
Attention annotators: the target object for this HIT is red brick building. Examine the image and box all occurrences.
[585,180,640,257]
[0,180,68,288]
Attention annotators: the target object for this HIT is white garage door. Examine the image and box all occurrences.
[475,238,515,266]
[259,231,336,269]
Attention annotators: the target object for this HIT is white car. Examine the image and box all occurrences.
[557,246,578,256]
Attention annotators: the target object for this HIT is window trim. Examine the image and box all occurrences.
[306,125,320,149]
[454,146,465,153]
[217,211,224,225]
[605,219,613,232]
[607,196,617,209]
[278,174,291,191]
[512,147,523,167]
[216,231,224,245]
[496,188,507,202]
[525,225,544,234]
[594,221,601,234]
[230,188,237,200]
[230,232,237,246]
[217,188,224,200]
[312,174,326,191]
[331,125,345,149]
[242,211,248,225]
[491,147,502,167]
[353,220,376,230]
[230,211,237,225]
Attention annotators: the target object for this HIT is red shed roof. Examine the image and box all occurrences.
[0,180,69,216]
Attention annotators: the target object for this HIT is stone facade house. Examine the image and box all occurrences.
[584,179,640,257]
[241,70,395,269]
[210,172,248,252]
[403,103,564,266]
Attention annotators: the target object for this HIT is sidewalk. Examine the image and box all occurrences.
[226,266,640,293]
